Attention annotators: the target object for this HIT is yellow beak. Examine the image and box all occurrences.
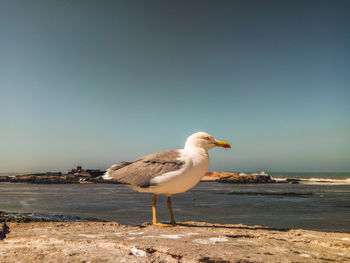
[214,140,231,148]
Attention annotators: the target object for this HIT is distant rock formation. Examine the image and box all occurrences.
[2,170,277,184]
[5,167,106,184]
[0,176,10,182]
[10,174,79,184]
[202,171,275,184]
[68,166,105,178]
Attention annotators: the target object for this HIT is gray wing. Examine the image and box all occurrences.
[105,150,184,188]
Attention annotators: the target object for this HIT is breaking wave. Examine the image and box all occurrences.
[273,177,350,185]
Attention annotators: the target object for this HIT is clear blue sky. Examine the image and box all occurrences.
[1,0,349,173]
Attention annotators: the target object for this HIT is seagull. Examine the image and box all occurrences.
[103,132,231,226]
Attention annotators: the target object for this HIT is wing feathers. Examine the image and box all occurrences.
[104,150,184,187]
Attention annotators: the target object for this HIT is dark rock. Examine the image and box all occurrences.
[0,211,106,223]
[8,170,107,184]
[10,173,80,184]
[10,175,79,184]
[0,222,10,240]
[0,211,52,223]
[285,178,301,184]
[0,176,9,182]
[86,170,105,178]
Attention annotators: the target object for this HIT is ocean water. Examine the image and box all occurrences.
[0,172,349,233]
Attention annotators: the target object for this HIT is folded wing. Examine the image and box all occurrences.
[104,150,184,188]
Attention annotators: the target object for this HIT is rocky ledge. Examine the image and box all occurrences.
[0,221,349,263]
[0,211,106,223]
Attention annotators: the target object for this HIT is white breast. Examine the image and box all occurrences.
[143,148,209,195]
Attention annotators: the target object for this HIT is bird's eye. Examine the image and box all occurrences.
[204,137,210,140]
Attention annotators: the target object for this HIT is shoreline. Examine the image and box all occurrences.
[1,221,349,262]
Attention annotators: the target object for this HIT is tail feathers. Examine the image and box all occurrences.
[102,161,132,180]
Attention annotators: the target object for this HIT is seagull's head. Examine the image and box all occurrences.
[184,132,231,151]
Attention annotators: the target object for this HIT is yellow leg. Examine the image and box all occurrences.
[152,194,158,224]
[167,196,176,225]
[152,194,170,226]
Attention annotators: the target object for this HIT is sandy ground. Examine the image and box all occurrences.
[0,221,349,263]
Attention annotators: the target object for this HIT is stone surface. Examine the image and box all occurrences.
[0,221,349,262]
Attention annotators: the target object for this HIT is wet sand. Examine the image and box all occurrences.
[1,221,349,263]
